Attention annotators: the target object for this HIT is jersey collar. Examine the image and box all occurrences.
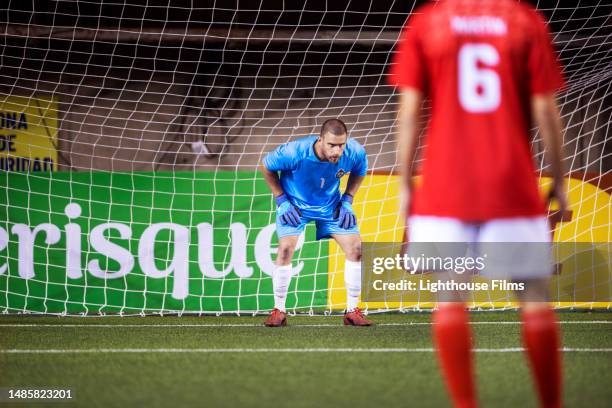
[309,136,326,162]
[307,134,341,165]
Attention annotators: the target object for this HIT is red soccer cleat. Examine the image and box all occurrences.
[343,308,372,326]
[264,308,287,327]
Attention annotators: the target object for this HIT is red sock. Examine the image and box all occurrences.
[433,303,477,408]
[522,308,562,408]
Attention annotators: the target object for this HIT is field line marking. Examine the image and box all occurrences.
[1,347,612,354]
[0,321,611,328]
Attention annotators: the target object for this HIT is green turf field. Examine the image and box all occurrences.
[1,311,611,408]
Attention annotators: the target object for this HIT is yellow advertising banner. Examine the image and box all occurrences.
[328,174,612,310]
[0,96,58,171]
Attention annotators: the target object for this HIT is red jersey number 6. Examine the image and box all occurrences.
[459,43,501,113]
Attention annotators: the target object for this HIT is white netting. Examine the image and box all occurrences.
[0,1,609,315]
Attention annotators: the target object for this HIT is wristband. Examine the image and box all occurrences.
[275,193,288,206]
[341,193,354,204]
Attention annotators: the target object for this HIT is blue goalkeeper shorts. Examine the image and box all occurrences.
[276,212,360,240]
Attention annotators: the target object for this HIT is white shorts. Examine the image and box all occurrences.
[408,215,553,279]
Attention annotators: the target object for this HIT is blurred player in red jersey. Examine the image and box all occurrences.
[389,1,566,407]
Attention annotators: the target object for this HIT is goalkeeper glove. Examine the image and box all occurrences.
[276,194,302,227]
[335,193,357,229]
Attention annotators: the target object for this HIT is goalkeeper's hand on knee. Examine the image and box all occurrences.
[276,194,301,227]
[335,193,357,229]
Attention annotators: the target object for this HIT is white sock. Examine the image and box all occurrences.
[273,264,292,312]
[344,259,361,312]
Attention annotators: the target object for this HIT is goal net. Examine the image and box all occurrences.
[0,1,610,315]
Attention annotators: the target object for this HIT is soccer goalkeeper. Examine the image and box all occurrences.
[261,118,372,327]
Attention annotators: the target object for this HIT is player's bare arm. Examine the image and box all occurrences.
[532,94,567,214]
[396,89,423,214]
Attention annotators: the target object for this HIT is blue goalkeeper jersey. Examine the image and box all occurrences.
[263,135,368,218]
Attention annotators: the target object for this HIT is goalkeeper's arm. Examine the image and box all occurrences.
[260,163,284,198]
[334,173,365,229]
[261,163,301,227]
[344,173,365,198]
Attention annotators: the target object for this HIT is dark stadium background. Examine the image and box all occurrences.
[1,0,609,172]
